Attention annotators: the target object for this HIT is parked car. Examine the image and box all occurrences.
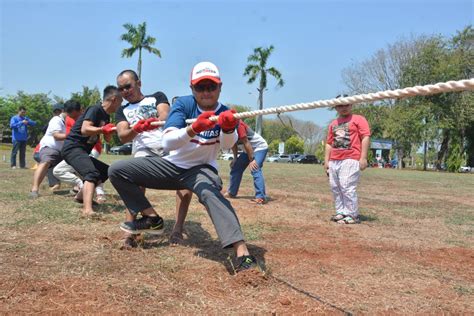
[267,154,291,163]
[109,143,132,155]
[289,154,303,163]
[295,154,319,164]
[460,166,472,173]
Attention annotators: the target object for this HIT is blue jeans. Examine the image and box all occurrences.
[11,140,27,168]
[228,149,268,199]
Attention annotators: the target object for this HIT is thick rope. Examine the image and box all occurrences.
[150,78,474,126]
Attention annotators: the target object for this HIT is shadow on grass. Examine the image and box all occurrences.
[359,214,378,222]
[145,220,267,274]
[52,190,73,196]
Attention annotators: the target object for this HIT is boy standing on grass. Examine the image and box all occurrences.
[324,95,371,224]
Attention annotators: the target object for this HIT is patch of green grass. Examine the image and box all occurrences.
[444,239,469,247]
[6,199,80,228]
[241,222,284,241]
[241,223,264,241]
[453,285,474,296]
[445,213,474,226]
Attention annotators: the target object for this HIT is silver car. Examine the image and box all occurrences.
[267,154,291,163]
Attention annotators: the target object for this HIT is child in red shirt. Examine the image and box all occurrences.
[324,96,371,224]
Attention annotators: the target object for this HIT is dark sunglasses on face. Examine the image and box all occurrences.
[118,83,133,92]
[193,83,218,92]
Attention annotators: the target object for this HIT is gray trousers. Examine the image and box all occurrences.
[108,156,244,248]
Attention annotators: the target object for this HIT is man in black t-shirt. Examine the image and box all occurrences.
[62,86,122,217]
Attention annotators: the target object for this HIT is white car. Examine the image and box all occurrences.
[267,154,291,163]
[460,166,472,173]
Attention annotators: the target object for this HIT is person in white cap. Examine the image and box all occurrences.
[108,61,258,272]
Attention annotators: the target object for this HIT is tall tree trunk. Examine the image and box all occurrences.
[255,87,264,135]
[466,123,474,167]
[436,130,450,170]
[397,148,403,169]
[423,141,427,171]
[138,48,142,79]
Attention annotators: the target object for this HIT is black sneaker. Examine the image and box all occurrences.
[120,216,164,235]
[235,255,258,272]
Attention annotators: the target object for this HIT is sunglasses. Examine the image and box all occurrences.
[118,83,133,92]
[193,83,218,92]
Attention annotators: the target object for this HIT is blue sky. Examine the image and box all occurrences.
[1,0,472,126]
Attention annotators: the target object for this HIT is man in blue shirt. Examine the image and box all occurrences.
[10,106,36,168]
[109,61,258,272]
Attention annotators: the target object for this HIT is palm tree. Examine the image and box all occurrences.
[120,22,161,79]
[244,45,284,135]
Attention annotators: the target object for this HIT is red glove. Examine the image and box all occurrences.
[133,118,160,133]
[101,123,116,135]
[191,111,216,134]
[218,109,239,132]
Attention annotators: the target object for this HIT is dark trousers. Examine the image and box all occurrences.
[11,140,27,168]
[62,146,109,185]
[108,156,245,248]
[33,152,60,187]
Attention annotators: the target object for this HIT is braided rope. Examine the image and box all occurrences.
[151,78,474,126]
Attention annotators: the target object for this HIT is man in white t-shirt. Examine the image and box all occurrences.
[30,100,82,198]
[115,69,193,248]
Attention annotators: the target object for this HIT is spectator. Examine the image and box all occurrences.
[324,95,371,224]
[10,106,36,169]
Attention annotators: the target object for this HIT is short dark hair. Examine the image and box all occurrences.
[64,100,81,114]
[103,85,120,100]
[18,106,26,112]
[117,69,139,81]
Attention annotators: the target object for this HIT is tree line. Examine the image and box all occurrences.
[1,23,471,171]
[343,26,473,171]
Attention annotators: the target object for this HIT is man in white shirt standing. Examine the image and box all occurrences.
[108,62,258,272]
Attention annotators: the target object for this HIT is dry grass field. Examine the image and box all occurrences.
[0,146,473,314]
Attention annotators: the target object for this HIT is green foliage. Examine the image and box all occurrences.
[352,104,390,139]
[268,139,280,155]
[446,138,464,172]
[227,104,256,129]
[285,135,304,154]
[0,92,53,145]
[314,141,325,162]
[70,86,101,108]
[343,25,474,172]
[262,119,296,146]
